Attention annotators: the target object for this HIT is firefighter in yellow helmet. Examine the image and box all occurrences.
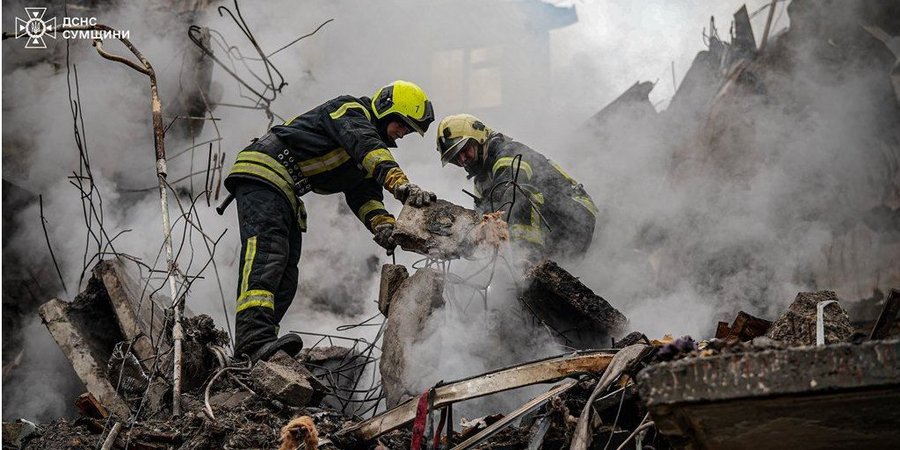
[436,114,599,264]
[224,81,436,361]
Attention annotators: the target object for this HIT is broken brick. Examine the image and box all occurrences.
[722,311,772,343]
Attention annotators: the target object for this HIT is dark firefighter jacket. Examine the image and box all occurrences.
[471,132,599,253]
[224,95,410,232]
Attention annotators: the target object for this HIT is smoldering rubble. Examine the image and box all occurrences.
[11,252,900,449]
[3,1,900,450]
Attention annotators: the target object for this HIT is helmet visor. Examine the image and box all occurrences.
[396,100,434,136]
[399,114,426,136]
[438,136,472,166]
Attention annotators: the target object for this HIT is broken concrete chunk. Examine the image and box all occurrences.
[250,360,316,408]
[269,350,328,405]
[38,297,131,418]
[766,291,853,346]
[394,199,506,259]
[639,339,900,449]
[297,345,356,363]
[2,419,39,448]
[380,268,446,407]
[95,258,172,368]
[520,261,627,348]
[378,264,409,316]
[209,391,252,410]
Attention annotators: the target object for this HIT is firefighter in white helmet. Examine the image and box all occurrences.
[436,114,599,264]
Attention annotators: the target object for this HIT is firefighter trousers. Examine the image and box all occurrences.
[233,180,302,357]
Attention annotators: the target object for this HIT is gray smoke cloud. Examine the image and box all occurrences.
[4,0,897,422]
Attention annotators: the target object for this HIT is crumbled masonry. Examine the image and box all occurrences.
[20,255,900,449]
[393,200,509,259]
[765,291,853,346]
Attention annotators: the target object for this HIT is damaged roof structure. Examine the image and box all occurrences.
[3,0,900,449]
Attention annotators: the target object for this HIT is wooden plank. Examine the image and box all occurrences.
[339,351,614,442]
[870,288,900,340]
[75,392,109,419]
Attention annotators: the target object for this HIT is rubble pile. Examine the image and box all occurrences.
[8,260,900,450]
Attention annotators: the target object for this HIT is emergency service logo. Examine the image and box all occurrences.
[12,7,130,49]
[15,7,56,49]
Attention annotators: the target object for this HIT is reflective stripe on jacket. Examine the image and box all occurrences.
[472,132,599,248]
[225,95,403,231]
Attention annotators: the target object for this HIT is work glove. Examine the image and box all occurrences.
[373,222,397,253]
[394,183,436,207]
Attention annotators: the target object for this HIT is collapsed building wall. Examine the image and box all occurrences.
[578,0,900,327]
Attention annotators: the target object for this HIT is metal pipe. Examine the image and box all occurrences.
[816,300,838,346]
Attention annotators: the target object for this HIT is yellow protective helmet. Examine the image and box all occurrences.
[371,80,434,135]
[436,113,491,166]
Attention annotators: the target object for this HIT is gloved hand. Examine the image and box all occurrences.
[394,183,436,207]
[373,222,397,253]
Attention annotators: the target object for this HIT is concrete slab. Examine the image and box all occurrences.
[379,268,445,407]
[95,258,172,367]
[638,339,900,450]
[38,297,131,418]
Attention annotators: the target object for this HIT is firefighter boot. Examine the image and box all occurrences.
[250,334,304,363]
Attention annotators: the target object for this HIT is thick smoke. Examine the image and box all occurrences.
[3,0,897,421]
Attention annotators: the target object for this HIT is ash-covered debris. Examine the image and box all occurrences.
[16,256,900,450]
[521,260,628,348]
[765,290,853,346]
[393,199,509,259]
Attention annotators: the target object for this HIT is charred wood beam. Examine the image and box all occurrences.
[870,288,900,340]
[75,393,109,420]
